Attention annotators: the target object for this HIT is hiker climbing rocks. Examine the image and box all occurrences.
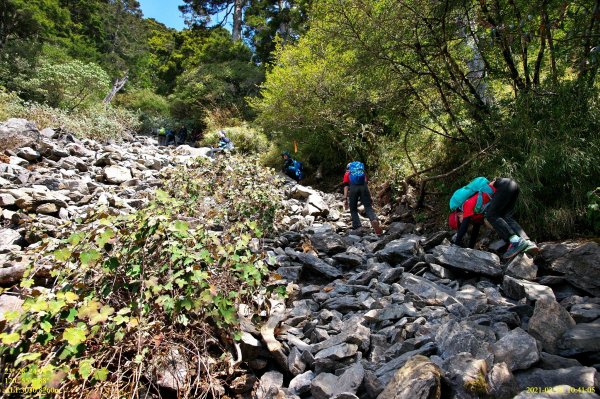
[209,130,234,158]
[342,161,383,235]
[449,177,538,258]
[157,127,166,146]
[176,126,188,145]
[281,151,304,182]
[165,128,176,146]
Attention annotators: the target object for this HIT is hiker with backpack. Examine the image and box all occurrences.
[157,127,166,146]
[342,161,383,236]
[281,151,304,182]
[448,177,538,258]
[209,130,234,158]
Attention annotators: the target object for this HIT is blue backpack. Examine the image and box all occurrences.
[449,177,494,213]
[348,161,366,185]
[293,160,304,180]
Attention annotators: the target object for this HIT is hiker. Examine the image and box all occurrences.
[342,161,383,235]
[157,127,166,146]
[448,177,538,258]
[176,126,188,145]
[281,151,304,182]
[209,130,234,158]
[165,129,176,146]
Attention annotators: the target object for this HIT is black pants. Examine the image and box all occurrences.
[349,185,377,228]
[484,178,528,241]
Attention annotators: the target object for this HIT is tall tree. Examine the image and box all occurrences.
[180,0,248,41]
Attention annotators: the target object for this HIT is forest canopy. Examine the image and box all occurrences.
[0,0,599,237]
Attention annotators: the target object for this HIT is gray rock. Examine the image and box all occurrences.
[505,253,537,280]
[487,362,519,399]
[290,185,316,200]
[400,273,458,306]
[538,352,582,370]
[377,355,441,399]
[311,231,347,254]
[0,294,24,319]
[542,241,600,296]
[306,193,329,216]
[288,370,315,395]
[36,203,59,214]
[528,296,576,354]
[311,362,364,399]
[428,263,454,279]
[492,328,540,371]
[0,228,21,251]
[570,303,600,323]
[312,316,371,353]
[322,296,364,312]
[153,348,189,391]
[364,303,417,322]
[296,252,343,279]
[443,353,489,397]
[431,244,502,277]
[380,266,404,284]
[0,119,39,151]
[333,252,364,267]
[288,347,306,375]
[256,370,284,399]
[557,319,600,356]
[16,147,40,161]
[314,343,358,361]
[103,165,132,184]
[0,194,16,207]
[503,275,555,302]
[435,319,494,360]
[375,343,438,384]
[376,235,421,264]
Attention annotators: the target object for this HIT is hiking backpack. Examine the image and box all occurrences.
[348,161,366,185]
[293,160,304,180]
[449,176,494,213]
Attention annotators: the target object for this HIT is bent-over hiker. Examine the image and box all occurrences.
[209,130,234,158]
[449,177,538,258]
[281,151,304,182]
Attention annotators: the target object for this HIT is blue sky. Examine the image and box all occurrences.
[138,0,187,31]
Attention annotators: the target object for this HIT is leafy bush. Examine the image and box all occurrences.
[200,125,271,155]
[115,89,171,134]
[587,188,600,234]
[0,156,283,397]
[0,87,24,120]
[27,59,111,110]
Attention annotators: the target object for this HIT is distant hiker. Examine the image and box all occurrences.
[281,151,304,182]
[158,127,166,146]
[448,177,538,258]
[165,129,176,145]
[176,126,188,145]
[209,130,234,158]
[342,161,383,235]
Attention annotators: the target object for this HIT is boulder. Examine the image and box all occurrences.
[430,245,502,277]
[513,367,599,392]
[376,235,422,264]
[296,252,343,279]
[502,275,555,302]
[492,328,540,371]
[541,241,600,296]
[310,231,347,254]
[377,355,441,399]
[0,119,39,151]
[557,319,600,356]
[103,165,132,184]
[505,253,537,280]
[0,228,21,252]
[311,362,364,399]
[528,296,576,354]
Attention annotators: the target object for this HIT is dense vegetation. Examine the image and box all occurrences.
[0,157,284,397]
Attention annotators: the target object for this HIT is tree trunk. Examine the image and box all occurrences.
[232,0,245,41]
[103,74,129,104]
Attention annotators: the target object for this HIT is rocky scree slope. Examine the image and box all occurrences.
[1,118,600,398]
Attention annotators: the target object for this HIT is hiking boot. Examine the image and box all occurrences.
[371,220,383,236]
[524,240,540,255]
[503,238,528,259]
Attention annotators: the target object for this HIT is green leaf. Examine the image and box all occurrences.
[68,232,85,245]
[79,358,95,379]
[63,326,87,346]
[0,332,20,344]
[53,248,72,262]
[95,228,115,247]
[20,278,34,289]
[172,220,189,234]
[80,249,101,266]
[40,320,53,333]
[93,368,109,381]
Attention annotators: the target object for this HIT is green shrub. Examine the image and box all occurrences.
[0,87,24,120]
[116,89,171,134]
[0,156,283,397]
[200,125,271,155]
[27,59,111,111]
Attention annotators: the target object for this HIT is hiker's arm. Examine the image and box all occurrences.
[454,217,472,247]
[343,186,349,209]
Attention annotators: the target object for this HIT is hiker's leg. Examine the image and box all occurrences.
[349,186,361,229]
[360,186,378,221]
[468,222,482,248]
[484,179,518,241]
